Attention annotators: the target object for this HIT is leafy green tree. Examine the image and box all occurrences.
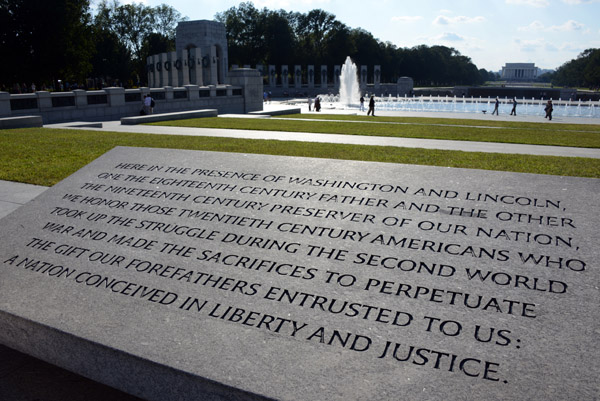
[94,0,184,85]
[263,10,297,66]
[347,28,380,81]
[215,3,485,86]
[536,71,554,83]
[552,49,599,88]
[0,0,92,89]
[215,2,265,66]
[153,3,183,40]
[294,9,337,65]
[90,24,131,87]
[582,49,600,89]
[95,1,152,60]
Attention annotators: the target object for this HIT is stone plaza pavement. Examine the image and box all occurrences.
[1,103,599,400]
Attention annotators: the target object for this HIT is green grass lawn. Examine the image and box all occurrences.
[275,113,600,131]
[149,114,600,148]
[1,127,599,187]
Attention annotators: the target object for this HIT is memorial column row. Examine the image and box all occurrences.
[255,65,381,88]
[147,46,223,88]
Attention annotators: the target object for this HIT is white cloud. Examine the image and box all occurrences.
[518,19,585,32]
[434,16,450,25]
[549,20,585,31]
[514,38,545,52]
[513,38,586,54]
[505,0,549,7]
[562,0,600,4]
[435,32,466,42]
[391,16,423,23]
[433,15,485,25]
[518,20,545,31]
[558,42,584,52]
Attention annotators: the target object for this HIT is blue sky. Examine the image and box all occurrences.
[112,0,600,71]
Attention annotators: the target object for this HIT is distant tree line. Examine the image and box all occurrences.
[548,49,600,89]
[216,2,488,87]
[1,0,596,93]
[0,0,183,92]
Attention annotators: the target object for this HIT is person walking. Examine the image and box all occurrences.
[147,94,155,114]
[359,96,365,112]
[492,97,500,115]
[314,97,321,112]
[367,95,375,116]
[544,100,553,120]
[510,97,517,116]
[142,94,154,115]
[308,96,313,111]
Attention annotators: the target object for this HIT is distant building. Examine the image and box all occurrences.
[501,63,538,81]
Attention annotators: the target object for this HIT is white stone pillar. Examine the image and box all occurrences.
[155,54,162,87]
[104,87,125,106]
[308,65,314,89]
[334,65,341,90]
[281,65,289,90]
[209,45,218,85]
[320,66,327,90]
[181,49,190,86]
[189,48,203,86]
[268,65,276,87]
[374,65,381,90]
[159,53,168,87]
[168,52,178,87]
[73,89,86,107]
[360,66,368,88]
[294,65,302,88]
[154,55,161,87]
[36,91,52,111]
[185,84,199,100]
[147,56,154,88]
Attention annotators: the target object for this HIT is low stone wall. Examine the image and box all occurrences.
[0,115,43,129]
[120,109,218,125]
[0,70,263,124]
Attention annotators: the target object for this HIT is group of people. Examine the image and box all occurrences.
[308,96,322,112]
[492,97,519,116]
[491,97,553,120]
[360,96,376,116]
[308,94,376,115]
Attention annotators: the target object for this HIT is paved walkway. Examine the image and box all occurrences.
[1,102,599,400]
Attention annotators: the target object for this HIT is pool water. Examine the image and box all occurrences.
[326,96,600,118]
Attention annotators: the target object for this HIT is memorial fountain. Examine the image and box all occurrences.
[338,56,361,107]
[315,56,599,118]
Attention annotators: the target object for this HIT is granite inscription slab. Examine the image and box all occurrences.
[0,147,598,400]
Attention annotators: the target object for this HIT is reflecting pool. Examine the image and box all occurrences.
[317,95,599,118]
